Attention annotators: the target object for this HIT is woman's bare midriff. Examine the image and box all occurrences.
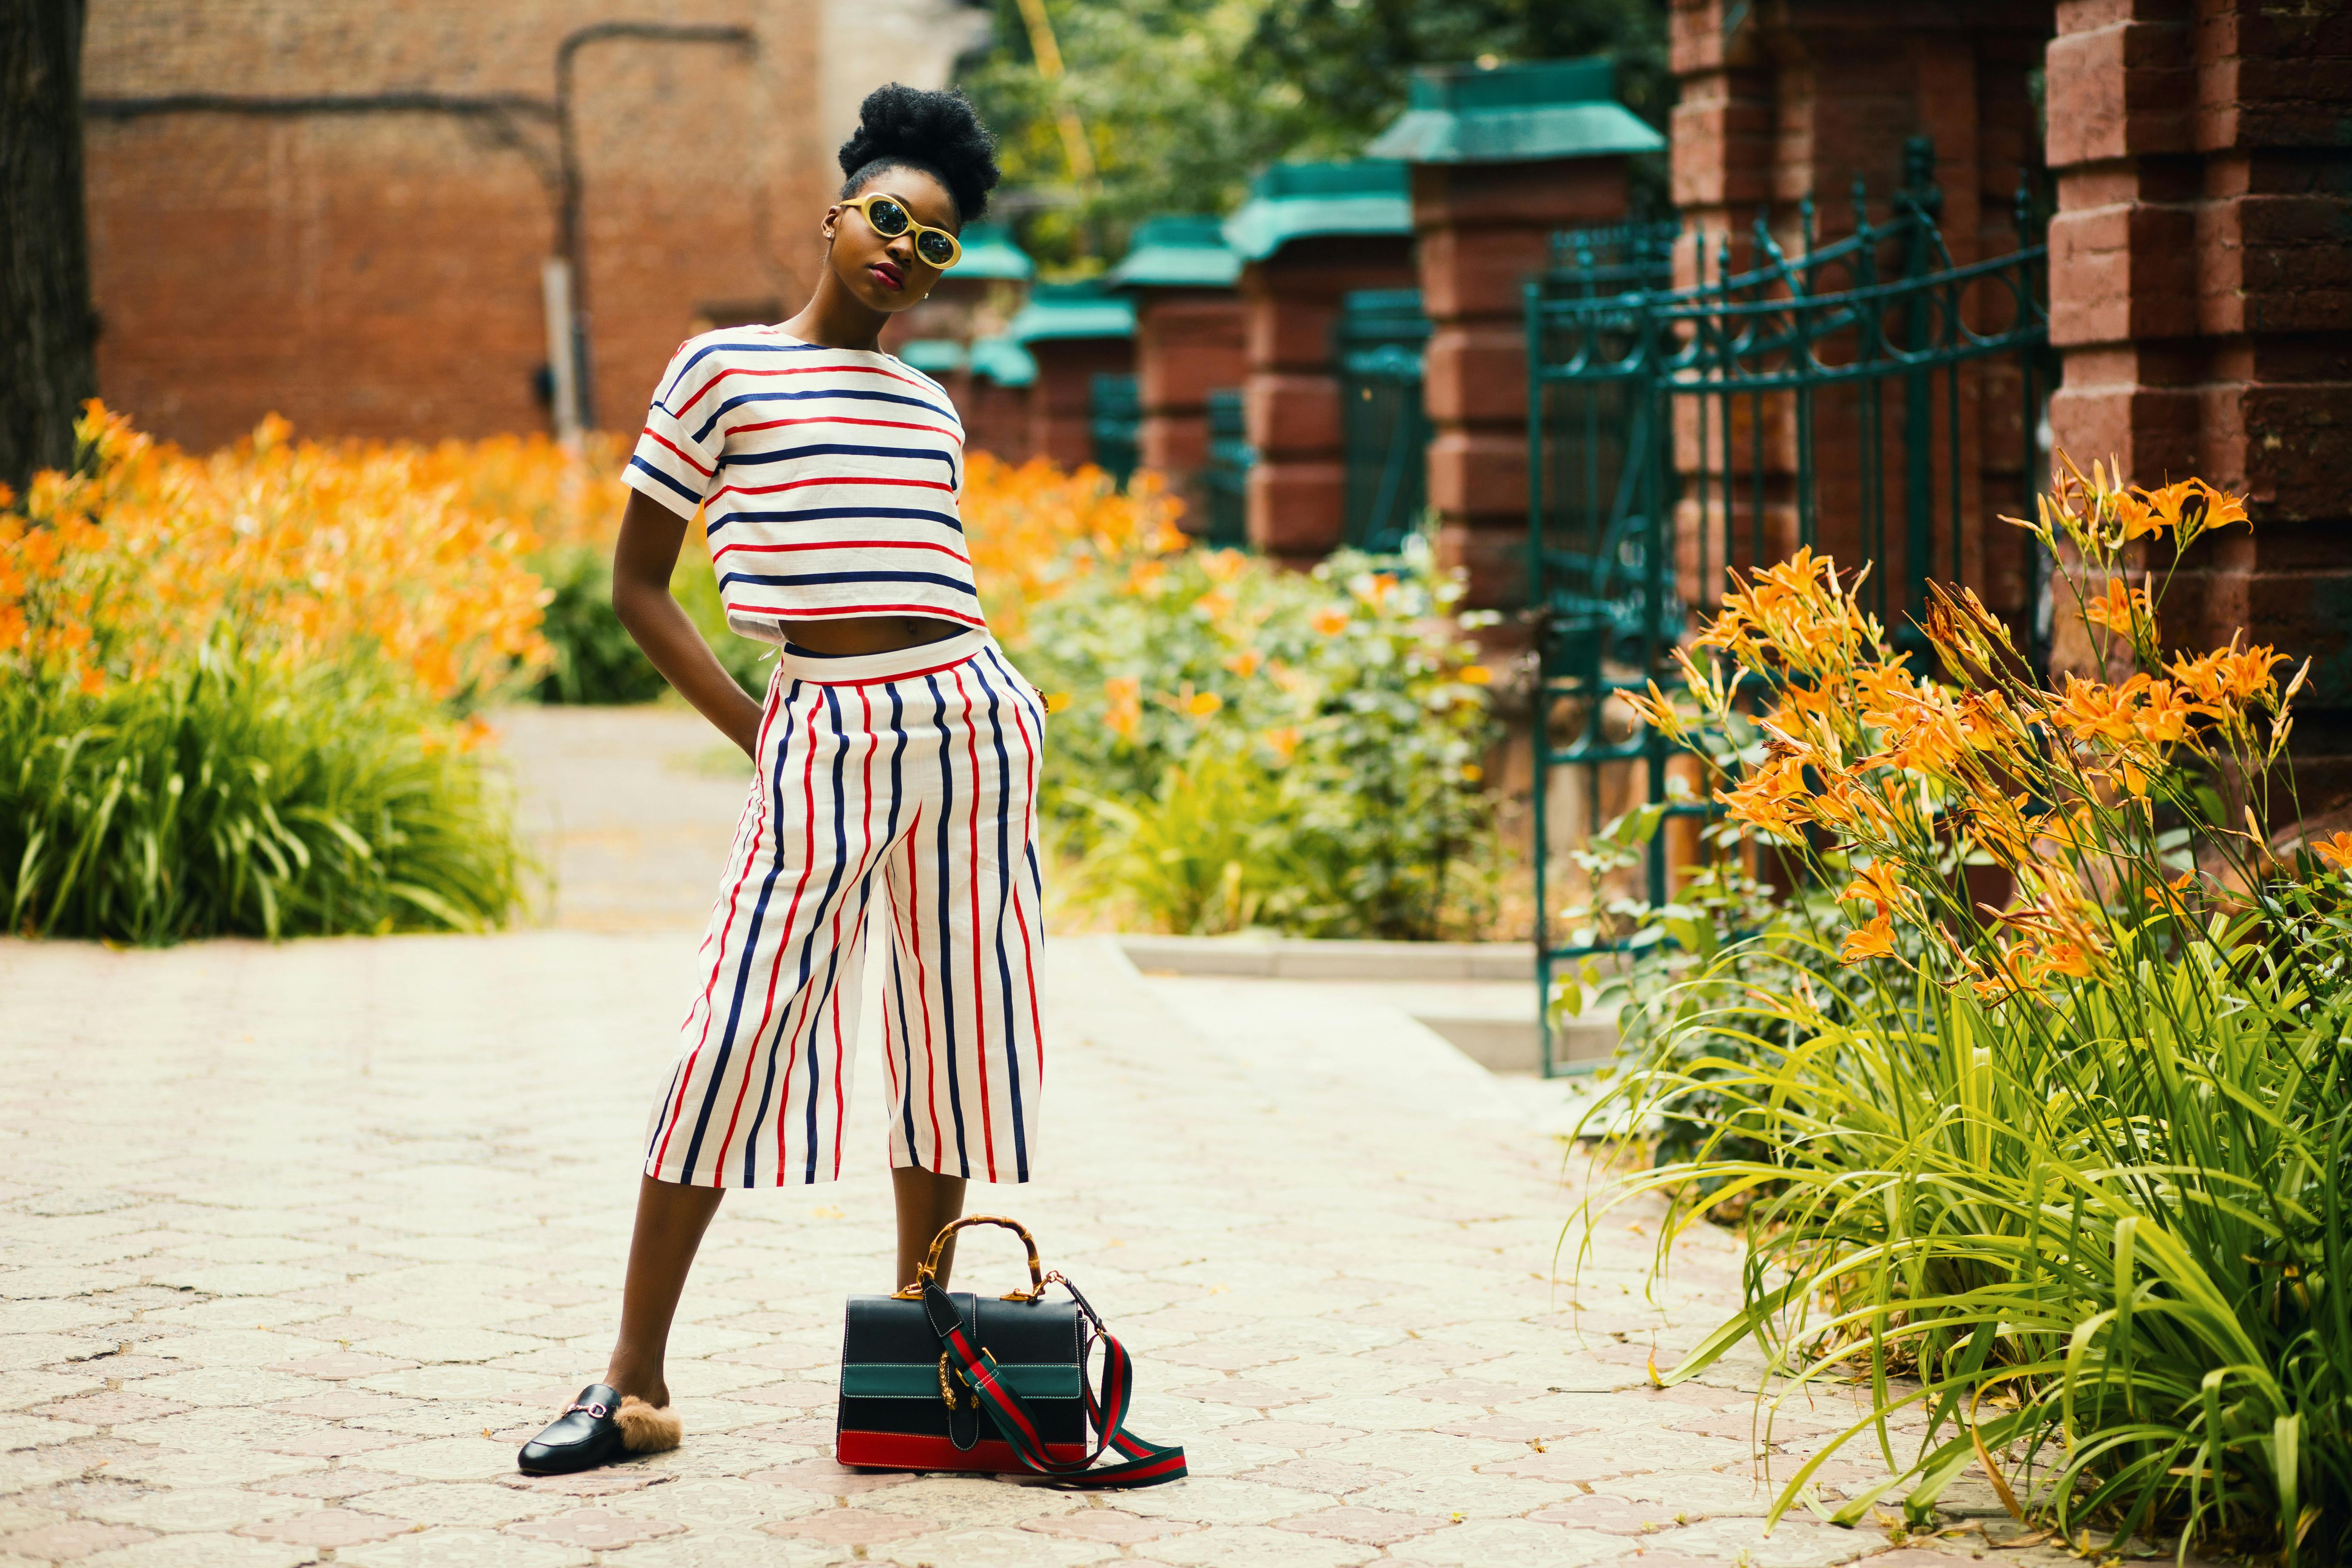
[781,614,966,657]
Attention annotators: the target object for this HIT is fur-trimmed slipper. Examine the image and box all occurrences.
[615,1394,682,1454]
[517,1384,683,1475]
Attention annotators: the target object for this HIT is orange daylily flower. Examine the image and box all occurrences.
[2315,831,2352,873]
[1839,860,1910,919]
[2110,490,2163,542]
[2082,577,2149,634]
[1102,674,1142,740]
[2136,477,2249,545]
[1840,913,1897,964]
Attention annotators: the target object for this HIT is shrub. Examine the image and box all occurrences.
[1575,461,2349,1560]
[1020,533,1499,939]
[0,405,542,942]
[533,545,670,705]
[1,649,527,943]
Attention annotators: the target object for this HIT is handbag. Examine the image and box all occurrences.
[835,1216,1186,1487]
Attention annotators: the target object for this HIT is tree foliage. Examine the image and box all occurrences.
[959,0,1668,273]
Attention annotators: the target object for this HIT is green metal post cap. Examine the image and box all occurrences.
[894,338,967,375]
[949,221,1035,282]
[1004,282,1136,346]
[1102,216,1243,290]
[1365,55,1664,165]
[966,335,1037,387]
[1222,161,1414,263]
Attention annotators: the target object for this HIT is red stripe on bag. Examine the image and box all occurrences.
[835,1431,1090,1471]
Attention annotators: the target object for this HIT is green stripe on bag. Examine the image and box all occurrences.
[840,1362,1082,1401]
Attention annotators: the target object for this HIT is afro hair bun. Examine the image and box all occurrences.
[837,83,1001,225]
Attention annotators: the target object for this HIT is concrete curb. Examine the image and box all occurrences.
[1115,933,1534,981]
[1114,933,1622,1073]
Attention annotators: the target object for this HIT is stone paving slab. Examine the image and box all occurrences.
[0,928,2081,1566]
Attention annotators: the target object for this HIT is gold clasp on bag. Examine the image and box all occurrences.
[937,1352,975,1409]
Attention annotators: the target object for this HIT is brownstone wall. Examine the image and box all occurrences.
[2044,0,2352,783]
[81,0,829,452]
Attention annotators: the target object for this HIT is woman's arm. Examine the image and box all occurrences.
[611,489,764,758]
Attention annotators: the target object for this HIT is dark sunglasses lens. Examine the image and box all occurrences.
[866,198,910,236]
[916,230,956,267]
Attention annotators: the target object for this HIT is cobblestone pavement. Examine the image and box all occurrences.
[1,927,2070,1568]
[0,708,2076,1567]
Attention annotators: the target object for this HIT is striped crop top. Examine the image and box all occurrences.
[623,326,981,643]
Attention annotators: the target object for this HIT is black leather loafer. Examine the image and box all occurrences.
[517,1383,631,1475]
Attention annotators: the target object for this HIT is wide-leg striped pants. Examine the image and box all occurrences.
[643,629,1047,1187]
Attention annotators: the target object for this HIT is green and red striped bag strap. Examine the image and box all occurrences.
[922,1280,1187,1488]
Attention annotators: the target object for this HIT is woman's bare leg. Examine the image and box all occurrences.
[602,1175,726,1408]
[892,1167,968,1290]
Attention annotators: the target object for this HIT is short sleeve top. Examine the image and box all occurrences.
[622,325,982,643]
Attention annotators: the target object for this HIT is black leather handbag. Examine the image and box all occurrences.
[835,1216,1185,1487]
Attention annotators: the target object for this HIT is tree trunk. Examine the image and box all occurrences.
[1,0,98,496]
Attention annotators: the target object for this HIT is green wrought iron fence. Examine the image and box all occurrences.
[1089,372,1140,488]
[1525,137,2051,1075]
[1336,289,1431,554]
[1201,387,1251,548]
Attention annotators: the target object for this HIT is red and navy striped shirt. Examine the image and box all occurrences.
[624,326,982,640]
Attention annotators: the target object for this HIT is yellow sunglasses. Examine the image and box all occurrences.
[839,192,962,270]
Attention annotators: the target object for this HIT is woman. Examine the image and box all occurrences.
[519,83,1045,1476]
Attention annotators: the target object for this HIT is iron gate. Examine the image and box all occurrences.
[1336,289,1432,554]
[1526,138,2052,1075]
[1202,388,1252,548]
[1089,372,1140,488]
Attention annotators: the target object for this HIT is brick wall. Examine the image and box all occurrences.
[1240,236,1419,568]
[1413,160,1629,611]
[2043,0,2352,787]
[1667,0,2053,630]
[82,0,833,451]
[1025,337,1133,472]
[1133,291,1246,527]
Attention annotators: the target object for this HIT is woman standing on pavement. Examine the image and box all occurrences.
[518,84,1049,1476]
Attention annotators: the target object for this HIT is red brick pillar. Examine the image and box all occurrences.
[1411,160,1631,608]
[1132,291,1247,528]
[2044,0,2352,791]
[1666,0,2052,628]
[1005,285,1136,474]
[962,375,1031,464]
[1023,338,1133,471]
[1368,60,1665,608]
[1240,238,1418,567]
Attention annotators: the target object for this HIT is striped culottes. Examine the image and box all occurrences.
[643,629,1047,1187]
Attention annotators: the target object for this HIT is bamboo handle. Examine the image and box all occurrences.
[919,1214,1045,1301]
